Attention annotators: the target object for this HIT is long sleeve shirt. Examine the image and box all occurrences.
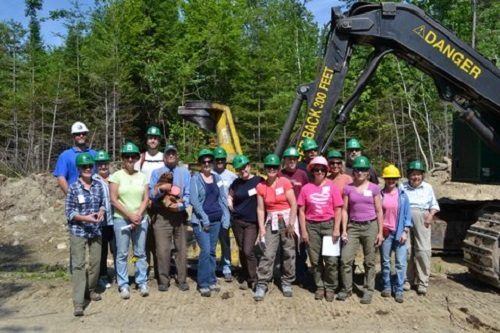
[401,181,440,211]
[149,164,191,210]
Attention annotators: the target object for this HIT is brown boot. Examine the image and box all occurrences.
[89,291,102,301]
[314,288,325,300]
[73,304,84,317]
[325,290,335,302]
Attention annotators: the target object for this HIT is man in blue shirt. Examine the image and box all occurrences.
[54,121,97,194]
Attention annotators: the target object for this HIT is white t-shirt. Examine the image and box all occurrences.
[134,151,164,183]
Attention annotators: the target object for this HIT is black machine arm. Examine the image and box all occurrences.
[275,2,500,156]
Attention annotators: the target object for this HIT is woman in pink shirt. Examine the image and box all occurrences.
[337,156,384,304]
[298,156,343,302]
[326,149,353,193]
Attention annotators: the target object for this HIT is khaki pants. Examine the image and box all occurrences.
[257,223,296,287]
[306,221,338,291]
[340,221,378,293]
[407,208,431,288]
[70,235,101,306]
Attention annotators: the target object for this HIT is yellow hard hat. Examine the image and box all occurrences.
[382,164,401,178]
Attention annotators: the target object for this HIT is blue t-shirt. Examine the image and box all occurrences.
[53,147,97,185]
[202,181,223,222]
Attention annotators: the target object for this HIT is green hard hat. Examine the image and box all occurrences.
[352,156,371,169]
[283,147,300,158]
[197,148,214,160]
[213,147,227,159]
[147,126,161,137]
[121,142,140,154]
[76,152,95,166]
[407,160,426,172]
[263,153,281,166]
[302,138,319,152]
[346,138,362,150]
[233,154,250,169]
[327,150,343,159]
[94,150,110,162]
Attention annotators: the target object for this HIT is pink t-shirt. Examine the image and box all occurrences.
[297,180,343,222]
[256,177,293,212]
[343,182,380,221]
[330,173,353,194]
[382,190,399,231]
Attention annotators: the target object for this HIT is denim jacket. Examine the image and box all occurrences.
[190,172,230,229]
[381,188,413,240]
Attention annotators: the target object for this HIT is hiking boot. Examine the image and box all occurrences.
[199,288,211,297]
[158,284,169,292]
[239,281,249,290]
[120,287,130,300]
[403,281,411,291]
[282,285,293,297]
[395,293,404,303]
[73,304,84,317]
[336,291,352,301]
[89,291,102,301]
[176,282,190,291]
[325,290,335,302]
[417,286,427,295]
[314,288,325,300]
[381,289,392,298]
[224,273,233,283]
[360,292,373,304]
[254,285,266,301]
[209,284,221,293]
[140,285,149,297]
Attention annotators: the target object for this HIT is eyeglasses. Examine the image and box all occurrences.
[349,148,361,152]
[329,161,342,165]
[73,132,87,137]
[353,168,369,173]
[312,168,327,173]
[147,136,160,140]
[165,151,177,156]
[80,164,93,169]
[122,155,138,160]
[265,165,279,170]
[201,160,213,165]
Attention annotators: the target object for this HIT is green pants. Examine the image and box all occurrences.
[70,234,102,306]
[306,221,338,291]
[340,221,378,293]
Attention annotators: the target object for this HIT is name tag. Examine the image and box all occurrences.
[275,187,284,195]
[217,180,224,187]
[322,186,330,194]
[77,194,85,204]
[363,190,373,197]
[248,188,257,196]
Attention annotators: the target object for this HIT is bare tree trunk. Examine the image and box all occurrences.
[390,98,403,168]
[112,82,117,161]
[12,43,19,166]
[41,104,44,171]
[257,94,261,161]
[421,77,434,168]
[47,70,61,171]
[471,0,477,49]
[444,104,450,157]
[104,84,109,152]
[295,28,302,81]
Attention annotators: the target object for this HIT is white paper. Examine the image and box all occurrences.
[322,236,340,256]
[120,218,148,231]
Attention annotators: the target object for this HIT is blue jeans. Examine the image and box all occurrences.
[380,232,407,294]
[219,226,232,274]
[113,217,149,289]
[193,221,221,289]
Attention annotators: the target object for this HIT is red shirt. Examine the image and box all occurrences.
[256,177,293,212]
[279,168,309,198]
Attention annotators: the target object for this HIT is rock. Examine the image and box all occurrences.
[221,291,234,300]
[57,243,67,250]
[12,240,20,246]
[13,215,29,223]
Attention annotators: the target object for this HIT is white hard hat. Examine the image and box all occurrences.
[71,121,89,134]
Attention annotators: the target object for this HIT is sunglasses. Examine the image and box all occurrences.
[122,155,138,160]
[353,168,369,173]
[73,132,87,137]
[265,165,279,170]
[329,161,342,165]
[349,148,361,152]
[201,160,213,165]
[312,168,327,173]
[80,164,93,169]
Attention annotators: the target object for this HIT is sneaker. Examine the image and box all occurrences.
[89,291,102,301]
[239,281,249,290]
[336,291,352,301]
[395,293,404,303]
[403,281,411,291]
[254,285,266,301]
[360,292,373,304]
[158,284,169,292]
[325,290,335,302]
[224,273,233,283]
[381,289,392,298]
[282,285,293,297]
[199,288,211,297]
[73,304,84,317]
[209,284,221,293]
[314,288,325,300]
[140,285,149,297]
[176,282,190,291]
[120,287,130,300]
[99,277,111,289]
[417,286,427,295]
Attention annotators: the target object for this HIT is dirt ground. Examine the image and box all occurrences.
[1,173,499,332]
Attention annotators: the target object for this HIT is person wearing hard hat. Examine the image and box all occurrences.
[212,147,237,282]
[149,144,191,293]
[401,160,439,296]
[326,149,353,194]
[228,155,262,290]
[92,150,115,290]
[254,154,297,301]
[190,149,230,297]
[297,156,343,302]
[54,121,97,194]
[110,142,150,300]
[65,152,105,316]
[298,138,320,177]
[379,164,412,303]
[337,156,384,304]
[279,147,310,286]
[344,138,379,184]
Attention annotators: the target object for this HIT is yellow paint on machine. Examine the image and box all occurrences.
[413,25,482,79]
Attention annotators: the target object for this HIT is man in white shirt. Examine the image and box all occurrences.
[401,160,440,295]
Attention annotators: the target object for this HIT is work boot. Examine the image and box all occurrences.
[360,292,373,304]
[336,290,352,301]
[417,286,427,295]
[73,304,84,317]
[314,288,325,300]
[325,290,335,302]
[381,289,391,298]
[395,292,404,303]
[89,291,102,301]
[199,288,211,297]
[176,282,190,291]
[403,281,411,291]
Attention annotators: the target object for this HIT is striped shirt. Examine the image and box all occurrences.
[65,178,105,238]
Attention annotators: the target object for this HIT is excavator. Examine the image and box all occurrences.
[179,3,499,288]
[272,2,499,288]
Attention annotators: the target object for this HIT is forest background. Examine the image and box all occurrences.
[0,0,498,175]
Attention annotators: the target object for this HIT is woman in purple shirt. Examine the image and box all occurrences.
[337,156,383,304]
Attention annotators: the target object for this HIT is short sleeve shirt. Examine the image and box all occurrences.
[256,177,293,212]
[53,147,97,185]
[279,168,309,198]
[109,169,148,219]
[343,182,380,221]
[297,180,343,222]
[230,176,262,223]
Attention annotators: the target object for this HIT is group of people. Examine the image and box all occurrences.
[56,122,440,317]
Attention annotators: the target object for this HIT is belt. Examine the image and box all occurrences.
[307,219,333,224]
[350,219,376,224]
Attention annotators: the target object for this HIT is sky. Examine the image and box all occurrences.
[0,0,342,47]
